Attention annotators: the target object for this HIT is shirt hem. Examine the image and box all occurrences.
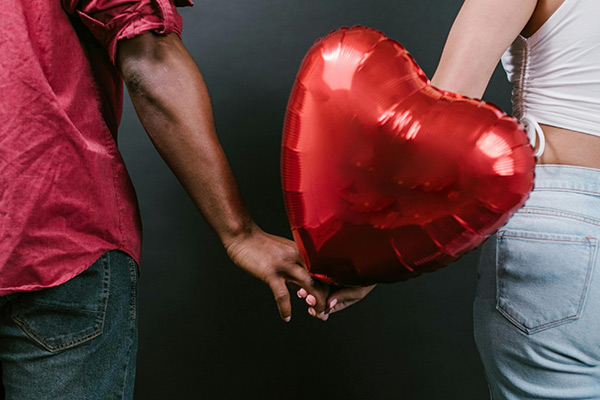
[0,246,141,297]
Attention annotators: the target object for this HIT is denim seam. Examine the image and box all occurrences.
[497,228,596,243]
[518,207,600,227]
[117,256,138,399]
[128,257,137,323]
[10,254,111,352]
[117,318,136,400]
[101,251,111,330]
[11,316,103,352]
[498,235,591,245]
[10,302,100,314]
[495,232,598,335]
[533,187,600,197]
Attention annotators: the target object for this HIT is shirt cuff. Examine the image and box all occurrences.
[73,0,194,64]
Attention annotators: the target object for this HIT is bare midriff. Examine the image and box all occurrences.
[535,125,600,169]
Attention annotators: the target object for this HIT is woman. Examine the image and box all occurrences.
[301,0,600,397]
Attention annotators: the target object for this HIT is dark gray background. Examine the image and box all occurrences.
[120,1,513,398]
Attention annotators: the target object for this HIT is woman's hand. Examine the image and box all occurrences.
[297,284,376,320]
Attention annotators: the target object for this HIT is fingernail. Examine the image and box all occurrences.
[284,316,291,323]
[306,295,316,306]
[298,288,307,298]
[329,299,338,309]
[296,290,303,298]
[308,307,316,317]
[318,311,325,319]
[322,314,329,321]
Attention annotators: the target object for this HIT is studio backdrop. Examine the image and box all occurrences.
[118,1,513,398]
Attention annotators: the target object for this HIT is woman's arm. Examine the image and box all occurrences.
[431,0,537,98]
[317,0,539,318]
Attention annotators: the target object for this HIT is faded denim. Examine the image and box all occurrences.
[475,165,600,399]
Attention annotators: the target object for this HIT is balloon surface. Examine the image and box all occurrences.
[282,27,535,286]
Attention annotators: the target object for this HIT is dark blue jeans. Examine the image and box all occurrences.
[0,250,138,399]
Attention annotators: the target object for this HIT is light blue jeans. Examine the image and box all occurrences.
[475,165,600,399]
[0,250,138,400]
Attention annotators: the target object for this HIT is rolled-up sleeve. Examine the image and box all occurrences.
[63,0,194,63]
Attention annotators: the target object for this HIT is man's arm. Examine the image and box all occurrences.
[116,32,328,322]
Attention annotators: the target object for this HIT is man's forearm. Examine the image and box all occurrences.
[117,33,256,245]
[115,32,331,320]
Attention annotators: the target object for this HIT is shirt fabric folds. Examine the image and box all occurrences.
[0,0,192,295]
[501,0,600,156]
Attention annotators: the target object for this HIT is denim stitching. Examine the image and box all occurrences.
[116,253,138,399]
[118,327,135,400]
[10,253,111,352]
[128,257,137,323]
[499,234,591,244]
[100,251,111,330]
[517,207,600,227]
[11,315,103,352]
[577,237,598,323]
[534,187,600,197]
[10,302,100,314]
[495,231,598,334]
[497,235,597,334]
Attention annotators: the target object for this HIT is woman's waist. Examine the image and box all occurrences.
[535,124,600,169]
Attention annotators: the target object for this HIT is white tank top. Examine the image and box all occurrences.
[501,0,600,157]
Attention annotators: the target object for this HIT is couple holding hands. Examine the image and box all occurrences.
[2,0,600,399]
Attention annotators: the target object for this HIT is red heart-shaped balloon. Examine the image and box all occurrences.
[282,27,535,286]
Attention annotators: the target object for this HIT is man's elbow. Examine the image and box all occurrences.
[117,32,185,97]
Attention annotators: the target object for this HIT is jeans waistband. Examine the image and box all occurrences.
[533,164,600,196]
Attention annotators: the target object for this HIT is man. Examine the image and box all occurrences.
[0,1,328,398]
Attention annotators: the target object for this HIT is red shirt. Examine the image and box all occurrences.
[0,0,192,295]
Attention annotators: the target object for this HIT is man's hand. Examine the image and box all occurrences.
[297,284,376,320]
[224,226,329,322]
[116,33,326,321]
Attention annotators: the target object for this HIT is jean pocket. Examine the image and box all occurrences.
[495,229,598,334]
[9,254,110,352]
